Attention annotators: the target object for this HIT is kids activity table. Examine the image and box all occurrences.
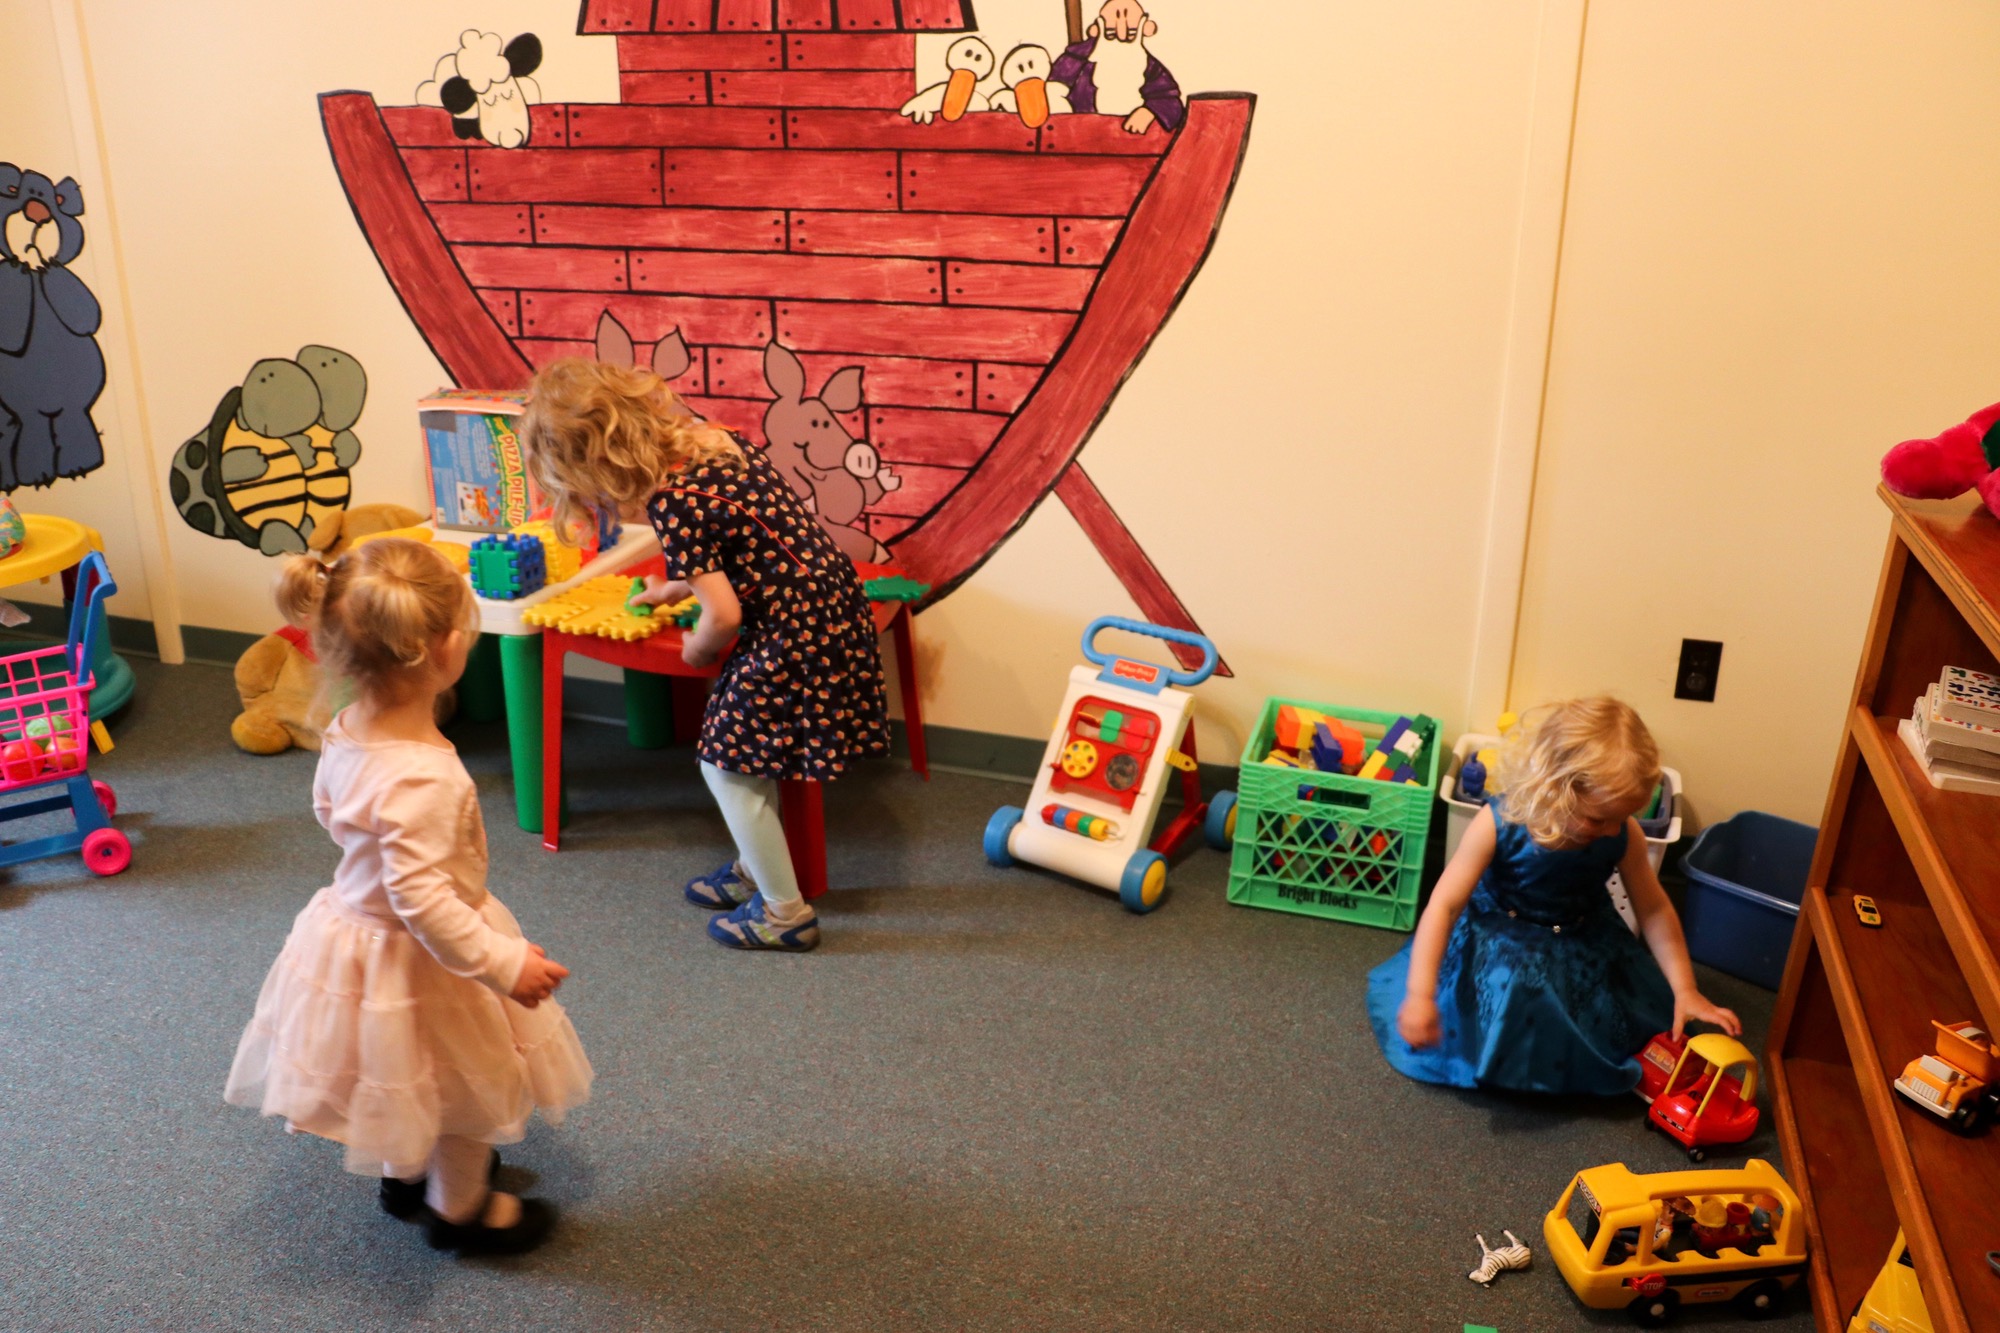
[537,566,928,901]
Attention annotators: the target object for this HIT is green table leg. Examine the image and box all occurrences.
[500,633,565,834]
[459,635,504,723]
[623,668,674,749]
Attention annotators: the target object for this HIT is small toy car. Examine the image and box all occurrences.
[1634,1031,1689,1105]
[1545,1159,1803,1326]
[1895,1020,2000,1131]
[1853,894,1882,928]
[1647,1033,1761,1162]
[1845,1230,1932,1333]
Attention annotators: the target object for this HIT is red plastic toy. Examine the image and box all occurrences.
[1646,1032,1761,1162]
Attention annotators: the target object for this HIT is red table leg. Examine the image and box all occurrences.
[889,605,929,780]
[541,635,567,851]
[779,778,828,901]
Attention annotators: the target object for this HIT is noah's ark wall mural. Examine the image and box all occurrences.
[320,0,1254,672]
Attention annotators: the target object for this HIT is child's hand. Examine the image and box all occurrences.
[510,943,570,1008]
[1398,993,1443,1049]
[631,575,692,607]
[1673,989,1742,1040]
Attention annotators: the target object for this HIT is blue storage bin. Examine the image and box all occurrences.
[1679,811,1817,990]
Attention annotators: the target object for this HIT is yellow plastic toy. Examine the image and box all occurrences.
[1544,1158,1804,1326]
[1847,1230,1932,1333]
[346,523,471,574]
[510,519,584,583]
[521,574,694,642]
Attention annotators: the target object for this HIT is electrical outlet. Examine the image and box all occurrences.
[1675,639,1723,702]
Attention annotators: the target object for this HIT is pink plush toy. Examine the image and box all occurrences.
[1880,402,2000,519]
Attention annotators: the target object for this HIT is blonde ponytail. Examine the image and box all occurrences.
[279,538,473,699]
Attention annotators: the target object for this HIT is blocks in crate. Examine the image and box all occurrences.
[469,534,548,600]
[1227,697,1440,931]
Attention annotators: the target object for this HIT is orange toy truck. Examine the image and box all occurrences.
[1893,1020,2000,1131]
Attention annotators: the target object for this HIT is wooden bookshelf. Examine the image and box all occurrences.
[1768,487,2000,1332]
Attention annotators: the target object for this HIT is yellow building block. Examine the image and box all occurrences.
[521,575,669,641]
[511,519,584,583]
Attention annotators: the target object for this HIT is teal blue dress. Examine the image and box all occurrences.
[1366,799,1674,1095]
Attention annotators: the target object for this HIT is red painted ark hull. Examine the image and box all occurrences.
[320,3,1251,664]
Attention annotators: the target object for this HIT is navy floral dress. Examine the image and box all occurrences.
[647,449,890,781]
[1366,797,1674,1096]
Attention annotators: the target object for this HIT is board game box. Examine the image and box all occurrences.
[419,389,542,532]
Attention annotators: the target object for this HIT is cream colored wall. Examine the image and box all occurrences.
[919,0,1555,754]
[13,0,1556,754]
[1511,1,2000,825]
[1,0,159,621]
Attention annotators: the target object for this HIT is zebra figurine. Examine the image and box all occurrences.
[1468,1230,1532,1285]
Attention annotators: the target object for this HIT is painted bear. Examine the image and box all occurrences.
[0,164,106,491]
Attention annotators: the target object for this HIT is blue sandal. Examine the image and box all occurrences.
[684,861,757,909]
[707,896,820,951]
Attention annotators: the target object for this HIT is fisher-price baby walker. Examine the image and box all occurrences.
[0,552,129,876]
[984,617,1236,913]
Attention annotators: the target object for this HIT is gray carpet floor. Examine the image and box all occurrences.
[0,658,1810,1331]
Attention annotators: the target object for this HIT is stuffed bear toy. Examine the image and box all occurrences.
[231,502,434,755]
[1880,402,2000,520]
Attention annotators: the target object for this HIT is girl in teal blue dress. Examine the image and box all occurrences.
[1368,698,1740,1096]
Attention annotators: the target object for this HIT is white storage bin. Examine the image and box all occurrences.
[1439,732,1682,932]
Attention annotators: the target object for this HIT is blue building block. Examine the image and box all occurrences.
[1458,755,1488,802]
[1310,721,1350,773]
[469,534,548,600]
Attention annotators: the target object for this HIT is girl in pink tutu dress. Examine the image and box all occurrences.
[225,539,592,1255]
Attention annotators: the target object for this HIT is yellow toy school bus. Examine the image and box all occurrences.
[1544,1159,1805,1326]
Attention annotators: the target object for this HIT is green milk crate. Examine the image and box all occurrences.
[1226,698,1440,930]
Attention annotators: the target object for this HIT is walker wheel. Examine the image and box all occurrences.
[82,827,131,876]
[92,780,116,819]
[984,806,1024,868]
[1204,791,1238,850]
[1119,849,1168,914]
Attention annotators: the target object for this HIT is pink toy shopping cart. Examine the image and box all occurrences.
[0,552,129,875]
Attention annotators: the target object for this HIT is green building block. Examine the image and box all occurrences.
[862,573,930,602]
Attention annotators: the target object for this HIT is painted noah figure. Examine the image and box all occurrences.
[1051,0,1186,135]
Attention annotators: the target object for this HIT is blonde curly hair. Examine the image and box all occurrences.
[519,358,743,543]
[1495,697,1660,848]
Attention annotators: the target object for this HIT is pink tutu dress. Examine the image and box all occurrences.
[225,714,592,1176]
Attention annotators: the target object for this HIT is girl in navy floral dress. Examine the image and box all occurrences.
[522,359,889,951]
[1368,698,1740,1094]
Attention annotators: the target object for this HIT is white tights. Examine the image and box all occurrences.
[391,1134,494,1224]
[700,761,803,907]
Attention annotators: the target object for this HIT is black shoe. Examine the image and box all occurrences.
[379,1150,501,1220]
[425,1197,558,1255]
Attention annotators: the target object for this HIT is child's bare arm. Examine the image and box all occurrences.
[1620,821,1741,1039]
[680,569,741,669]
[1398,805,1498,1046]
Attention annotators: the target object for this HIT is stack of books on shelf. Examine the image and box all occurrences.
[1898,664,2000,795]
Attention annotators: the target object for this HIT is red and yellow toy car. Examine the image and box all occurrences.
[1637,1032,1761,1162]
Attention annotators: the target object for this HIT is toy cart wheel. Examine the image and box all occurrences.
[984,806,1024,868]
[1685,1145,1705,1163]
[82,827,131,877]
[1627,1289,1679,1327]
[1204,791,1237,850]
[1733,1280,1783,1320]
[92,780,116,819]
[1119,849,1168,914]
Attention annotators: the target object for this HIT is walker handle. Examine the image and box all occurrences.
[1081,616,1218,689]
